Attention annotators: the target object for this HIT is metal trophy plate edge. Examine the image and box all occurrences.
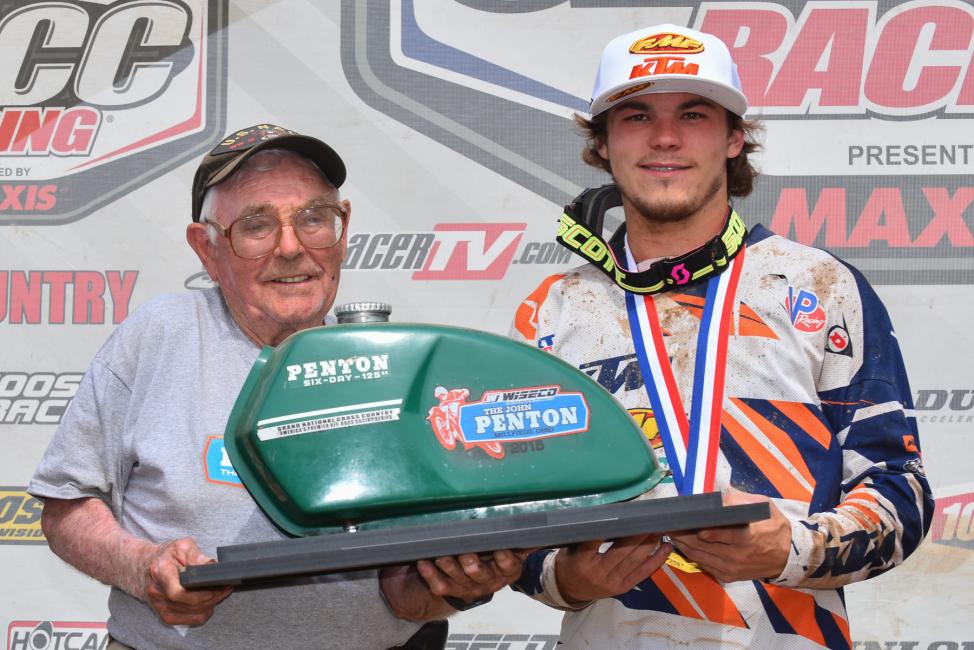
[180,493,770,588]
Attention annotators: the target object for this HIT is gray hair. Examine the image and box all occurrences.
[199,149,338,243]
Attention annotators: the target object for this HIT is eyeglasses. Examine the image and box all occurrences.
[206,203,347,260]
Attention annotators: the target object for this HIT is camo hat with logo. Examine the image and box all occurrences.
[192,124,346,222]
[589,24,747,117]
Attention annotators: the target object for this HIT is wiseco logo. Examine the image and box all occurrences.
[0,0,228,225]
[629,33,704,55]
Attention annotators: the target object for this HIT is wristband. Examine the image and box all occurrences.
[443,592,494,611]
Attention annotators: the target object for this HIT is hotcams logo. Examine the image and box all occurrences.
[0,488,45,544]
[342,223,572,280]
[0,372,82,425]
[6,620,106,650]
[0,1,227,225]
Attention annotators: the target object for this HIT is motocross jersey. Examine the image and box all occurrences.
[510,224,932,650]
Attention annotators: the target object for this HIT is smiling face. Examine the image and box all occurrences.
[186,151,349,347]
[598,92,744,229]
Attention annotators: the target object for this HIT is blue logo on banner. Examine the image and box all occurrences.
[204,437,242,486]
[458,388,589,443]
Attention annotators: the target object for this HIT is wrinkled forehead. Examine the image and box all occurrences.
[209,150,339,218]
[224,149,334,192]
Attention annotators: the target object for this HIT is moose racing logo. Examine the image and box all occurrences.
[0,0,228,225]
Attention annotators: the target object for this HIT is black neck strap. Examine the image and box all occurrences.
[555,184,748,295]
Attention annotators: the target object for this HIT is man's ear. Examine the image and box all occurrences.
[338,199,351,262]
[727,127,745,159]
[186,222,221,284]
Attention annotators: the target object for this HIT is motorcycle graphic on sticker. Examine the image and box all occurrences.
[426,385,589,460]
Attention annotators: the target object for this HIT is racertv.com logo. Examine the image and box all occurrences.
[342,223,572,280]
[0,0,228,225]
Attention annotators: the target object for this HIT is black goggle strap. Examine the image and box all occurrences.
[555,184,748,295]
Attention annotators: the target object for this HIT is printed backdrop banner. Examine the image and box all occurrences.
[1,1,972,647]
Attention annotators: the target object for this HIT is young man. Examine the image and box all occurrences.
[511,25,933,649]
[29,125,522,650]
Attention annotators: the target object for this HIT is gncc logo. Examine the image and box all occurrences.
[342,223,572,280]
[6,620,106,650]
[0,0,228,225]
[0,488,45,545]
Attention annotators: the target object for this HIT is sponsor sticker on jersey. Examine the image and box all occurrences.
[826,320,853,356]
[785,287,827,333]
[0,488,45,544]
[202,436,241,487]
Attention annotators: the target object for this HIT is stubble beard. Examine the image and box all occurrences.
[618,173,724,225]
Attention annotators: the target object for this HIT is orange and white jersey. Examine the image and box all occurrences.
[510,224,932,649]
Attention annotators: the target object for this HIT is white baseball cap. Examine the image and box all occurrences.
[589,24,747,117]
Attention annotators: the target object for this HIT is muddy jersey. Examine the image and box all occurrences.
[510,224,932,650]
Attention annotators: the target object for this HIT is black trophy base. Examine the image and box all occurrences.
[180,492,769,588]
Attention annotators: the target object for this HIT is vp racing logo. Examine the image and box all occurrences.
[426,385,589,460]
[0,0,228,225]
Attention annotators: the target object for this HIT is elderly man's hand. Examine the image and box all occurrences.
[668,488,792,583]
[142,538,233,626]
[381,549,530,620]
[554,534,671,605]
[416,549,529,607]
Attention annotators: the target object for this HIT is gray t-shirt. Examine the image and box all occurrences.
[29,288,419,650]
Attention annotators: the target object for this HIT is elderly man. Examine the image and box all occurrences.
[510,25,933,649]
[29,125,521,650]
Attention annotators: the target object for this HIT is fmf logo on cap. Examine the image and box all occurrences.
[629,33,705,55]
[0,1,228,225]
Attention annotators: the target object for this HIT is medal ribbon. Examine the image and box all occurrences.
[624,241,746,495]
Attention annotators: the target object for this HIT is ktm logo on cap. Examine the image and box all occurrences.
[630,33,704,55]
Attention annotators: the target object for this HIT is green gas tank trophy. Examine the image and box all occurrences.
[181,302,767,588]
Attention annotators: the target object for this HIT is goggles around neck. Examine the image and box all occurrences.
[555,184,747,295]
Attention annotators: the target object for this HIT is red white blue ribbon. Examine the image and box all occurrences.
[624,239,745,495]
